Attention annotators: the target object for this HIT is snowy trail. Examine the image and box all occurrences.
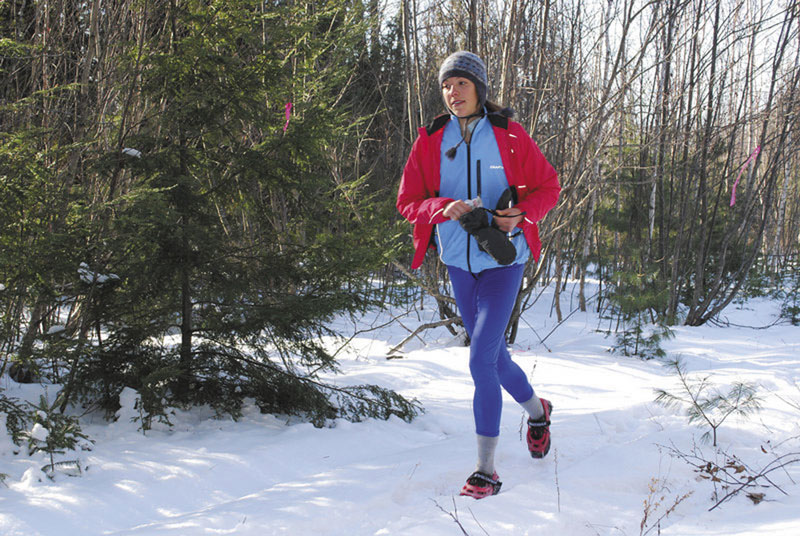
[2,295,800,535]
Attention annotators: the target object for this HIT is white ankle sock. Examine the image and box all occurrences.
[521,394,545,421]
[476,434,498,475]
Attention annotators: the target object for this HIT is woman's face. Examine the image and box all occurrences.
[442,76,480,117]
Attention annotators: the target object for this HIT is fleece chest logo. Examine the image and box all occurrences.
[490,165,504,170]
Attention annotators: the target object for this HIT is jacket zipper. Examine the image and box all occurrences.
[466,143,473,274]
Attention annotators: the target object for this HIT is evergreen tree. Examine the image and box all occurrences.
[1,0,419,429]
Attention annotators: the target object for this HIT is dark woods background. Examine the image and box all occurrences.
[0,0,798,429]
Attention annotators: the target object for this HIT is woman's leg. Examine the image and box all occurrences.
[448,264,526,437]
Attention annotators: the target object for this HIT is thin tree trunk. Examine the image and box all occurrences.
[687,0,720,323]
[499,0,520,104]
[468,0,477,51]
[667,1,703,323]
[553,250,563,322]
[656,0,675,267]
[579,166,598,312]
[401,0,417,140]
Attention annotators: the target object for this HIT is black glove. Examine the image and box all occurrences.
[491,187,519,230]
[491,187,525,241]
[459,208,517,265]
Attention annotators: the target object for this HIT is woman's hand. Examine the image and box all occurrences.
[443,200,474,220]
[493,208,524,233]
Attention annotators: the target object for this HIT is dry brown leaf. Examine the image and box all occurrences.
[746,492,765,505]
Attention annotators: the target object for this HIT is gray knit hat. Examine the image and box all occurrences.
[438,51,488,108]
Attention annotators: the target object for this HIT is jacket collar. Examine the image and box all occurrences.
[425,108,510,136]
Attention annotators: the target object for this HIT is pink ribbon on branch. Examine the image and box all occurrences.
[730,145,761,206]
[283,102,293,133]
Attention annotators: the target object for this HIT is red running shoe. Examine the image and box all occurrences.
[459,471,502,499]
[526,398,553,459]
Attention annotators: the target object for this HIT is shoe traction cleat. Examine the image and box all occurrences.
[527,398,553,459]
[459,471,502,499]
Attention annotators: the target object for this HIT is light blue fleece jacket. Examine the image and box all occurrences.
[435,113,530,273]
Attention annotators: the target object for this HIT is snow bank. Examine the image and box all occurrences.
[0,286,798,535]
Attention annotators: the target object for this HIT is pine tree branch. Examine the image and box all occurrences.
[196,338,420,419]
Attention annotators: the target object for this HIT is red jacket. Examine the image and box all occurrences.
[397,114,560,269]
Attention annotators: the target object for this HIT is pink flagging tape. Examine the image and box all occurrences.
[283,102,293,133]
[730,145,761,206]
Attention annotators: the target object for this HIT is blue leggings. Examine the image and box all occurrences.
[448,264,535,437]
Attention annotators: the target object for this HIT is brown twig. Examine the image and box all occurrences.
[431,497,472,535]
[661,441,800,512]
[387,317,461,358]
[709,452,800,511]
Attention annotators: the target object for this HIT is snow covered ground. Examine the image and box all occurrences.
[1,281,799,535]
